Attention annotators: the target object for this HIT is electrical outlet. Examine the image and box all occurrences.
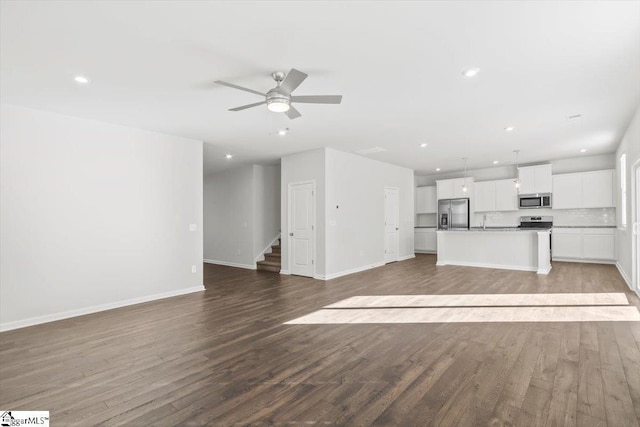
[191,265,197,273]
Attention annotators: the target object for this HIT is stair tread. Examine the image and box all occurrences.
[265,252,281,257]
[257,260,281,267]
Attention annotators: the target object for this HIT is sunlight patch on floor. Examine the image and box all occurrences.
[324,293,629,308]
[285,306,640,324]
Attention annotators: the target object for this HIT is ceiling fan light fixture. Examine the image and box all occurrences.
[267,98,290,113]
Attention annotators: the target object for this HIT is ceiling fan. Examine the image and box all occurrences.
[215,68,342,120]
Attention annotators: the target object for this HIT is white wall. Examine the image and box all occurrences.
[616,105,640,291]
[203,164,281,268]
[253,165,281,257]
[204,165,255,267]
[0,105,204,330]
[281,148,326,275]
[325,148,414,278]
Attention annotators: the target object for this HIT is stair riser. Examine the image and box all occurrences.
[257,265,280,273]
[265,254,281,262]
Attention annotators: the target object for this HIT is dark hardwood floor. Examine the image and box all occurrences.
[1,255,639,426]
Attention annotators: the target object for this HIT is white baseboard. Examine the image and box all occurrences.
[318,262,386,281]
[616,262,634,291]
[436,260,537,272]
[537,265,552,275]
[255,234,281,263]
[204,259,256,270]
[0,286,205,332]
[414,250,436,254]
[280,269,290,275]
[552,257,616,265]
[398,254,416,261]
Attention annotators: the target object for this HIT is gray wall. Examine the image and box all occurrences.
[204,164,281,268]
[0,104,204,330]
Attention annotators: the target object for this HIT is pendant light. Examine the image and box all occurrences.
[461,157,469,194]
[513,150,521,191]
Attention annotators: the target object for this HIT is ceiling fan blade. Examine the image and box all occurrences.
[280,69,308,94]
[285,105,302,120]
[291,95,342,104]
[214,80,266,97]
[229,101,266,111]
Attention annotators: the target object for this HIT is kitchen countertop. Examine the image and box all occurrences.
[439,228,550,233]
[415,226,437,229]
[552,225,616,228]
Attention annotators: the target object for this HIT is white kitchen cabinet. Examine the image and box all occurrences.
[495,179,519,211]
[437,178,473,200]
[416,186,437,214]
[518,164,552,194]
[553,173,582,209]
[583,229,615,260]
[552,229,583,259]
[414,228,437,252]
[552,228,615,262]
[582,170,614,208]
[552,170,614,210]
[474,181,496,212]
[474,179,518,212]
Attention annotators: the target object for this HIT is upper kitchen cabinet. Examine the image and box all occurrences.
[437,178,473,200]
[416,186,437,214]
[552,169,614,209]
[495,179,519,211]
[553,173,582,209]
[582,170,614,208]
[518,164,552,194]
[474,179,518,212]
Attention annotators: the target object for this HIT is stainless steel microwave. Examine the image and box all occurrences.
[518,193,552,209]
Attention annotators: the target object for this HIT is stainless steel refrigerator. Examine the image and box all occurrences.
[438,198,470,230]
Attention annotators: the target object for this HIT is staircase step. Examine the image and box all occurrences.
[265,252,281,261]
[257,260,280,273]
[271,245,281,253]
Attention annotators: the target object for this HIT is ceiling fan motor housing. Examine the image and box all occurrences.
[266,88,291,111]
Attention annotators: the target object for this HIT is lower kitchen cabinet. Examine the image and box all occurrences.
[415,228,437,252]
[552,228,615,262]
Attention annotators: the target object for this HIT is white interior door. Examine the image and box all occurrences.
[289,182,315,277]
[384,187,400,264]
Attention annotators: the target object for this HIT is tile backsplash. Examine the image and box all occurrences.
[477,208,616,227]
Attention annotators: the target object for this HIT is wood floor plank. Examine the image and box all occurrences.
[1,255,639,426]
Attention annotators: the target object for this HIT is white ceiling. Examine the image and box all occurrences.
[1,1,639,175]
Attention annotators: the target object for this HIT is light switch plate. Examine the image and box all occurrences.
[189,224,197,231]
[191,265,197,273]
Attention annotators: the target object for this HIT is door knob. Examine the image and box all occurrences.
[289,232,294,236]
[396,227,399,231]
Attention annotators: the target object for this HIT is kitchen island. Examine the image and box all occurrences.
[436,228,551,274]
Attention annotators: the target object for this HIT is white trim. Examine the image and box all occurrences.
[414,250,437,254]
[398,254,416,261]
[255,234,281,262]
[384,186,401,264]
[316,262,386,281]
[537,265,552,275]
[203,259,256,270]
[0,286,205,332]
[280,269,291,275]
[436,260,537,272]
[552,257,616,265]
[616,262,634,291]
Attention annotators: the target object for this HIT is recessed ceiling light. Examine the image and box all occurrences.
[462,68,480,78]
[278,128,289,136]
[580,149,587,153]
[436,168,441,172]
[225,154,233,159]
[504,126,515,132]
[420,143,428,148]
[74,75,89,84]
[493,160,499,164]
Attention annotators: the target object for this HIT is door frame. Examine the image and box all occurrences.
[384,186,400,264]
[287,180,316,278]
[632,159,640,295]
